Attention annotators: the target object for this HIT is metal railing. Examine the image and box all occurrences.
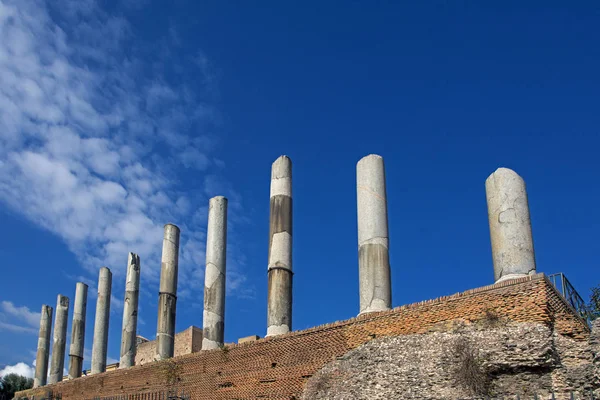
[548,272,592,322]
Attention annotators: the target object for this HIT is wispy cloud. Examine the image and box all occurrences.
[0,301,40,334]
[0,0,246,295]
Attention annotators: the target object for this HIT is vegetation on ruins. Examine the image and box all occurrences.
[450,337,493,397]
[161,359,182,386]
[0,373,33,399]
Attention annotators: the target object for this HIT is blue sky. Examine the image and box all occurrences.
[1,0,599,377]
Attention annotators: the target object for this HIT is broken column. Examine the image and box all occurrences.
[33,305,53,388]
[202,196,228,350]
[267,155,293,337]
[119,253,141,368]
[485,167,537,283]
[49,295,69,384]
[68,282,88,379]
[357,154,392,315]
[156,223,180,360]
[91,267,112,374]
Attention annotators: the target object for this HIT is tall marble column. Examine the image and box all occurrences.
[485,167,537,282]
[120,253,141,368]
[156,224,180,360]
[33,305,53,388]
[49,295,69,384]
[357,154,392,314]
[91,267,112,374]
[267,156,293,337]
[68,282,88,379]
[202,196,228,350]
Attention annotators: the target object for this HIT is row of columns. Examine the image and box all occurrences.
[33,156,538,387]
[34,259,140,387]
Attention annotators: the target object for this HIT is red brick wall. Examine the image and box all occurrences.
[16,274,589,400]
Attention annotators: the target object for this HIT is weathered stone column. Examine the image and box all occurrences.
[68,282,88,379]
[33,305,53,388]
[91,267,112,374]
[119,253,141,368]
[49,295,69,384]
[202,196,228,350]
[156,223,180,360]
[267,156,293,337]
[486,167,537,283]
[357,154,392,315]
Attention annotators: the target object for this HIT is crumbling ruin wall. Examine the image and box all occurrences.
[302,321,597,399]
[15,275,591,400]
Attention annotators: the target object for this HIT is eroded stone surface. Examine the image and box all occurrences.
[68,282,88,379]
[203,197,227,350]
[120,253,140,368]
[267,156,293,337]
[91,267,112,374]
[34,305,53,388]
[485,168,536,282]
[49,295,69,384]
[357,154,391,314]
[302,322,597,399]
[156,224,180,360]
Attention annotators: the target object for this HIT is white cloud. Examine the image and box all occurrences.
[0,362,35,379]
[0,0,247,298]
[0,301,40,334]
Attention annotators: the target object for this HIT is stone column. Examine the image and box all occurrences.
[49,295,69,384]
[91,267,112,374]
[156,223,180,360]
[267,155,293,337]
[33,305,53,388]
[202,196,228,350]
[68,282,88,379]
[357,154,392,315]
[485,167,537,283]
[119,253,141,368]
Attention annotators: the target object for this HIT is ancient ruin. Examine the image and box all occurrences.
[119,252,141,368]
[202,196,228,350]
[91,267,112,374]
[356,154,392,314]
[48,295,69,384]
[267,155,294,337]
[156,223,180,360]
[33,304,52,388]
[486,167,537,282]
[67,282,87,379]
[17,158,597,399]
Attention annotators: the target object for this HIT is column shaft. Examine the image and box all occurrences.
[91,267,112,374]
[357,154,392,314]
[203,196,228,350]
[68,282,88,379]
[120,253,141,368]
[49,295,69,384]
[156,224,180,360]
[34,305,53,388]
[267,156,293,337]
[485,167,536,282]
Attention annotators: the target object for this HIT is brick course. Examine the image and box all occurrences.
[16,274,589,400]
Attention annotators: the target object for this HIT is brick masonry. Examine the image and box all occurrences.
[135,326,203,366]
[16,274,589,400]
